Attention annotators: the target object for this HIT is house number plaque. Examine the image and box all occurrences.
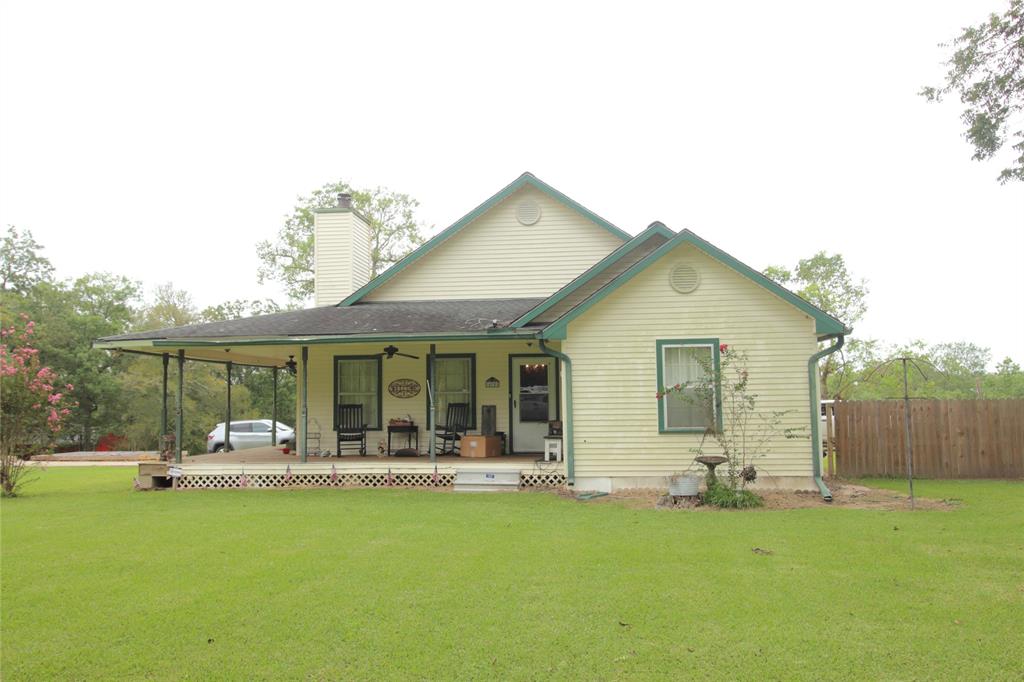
[388,378,421,399]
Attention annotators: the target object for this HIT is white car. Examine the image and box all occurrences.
[206,420,294,452]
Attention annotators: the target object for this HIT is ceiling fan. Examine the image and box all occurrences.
[377,345,419,360]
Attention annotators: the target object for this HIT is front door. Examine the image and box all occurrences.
[510,356,557,453]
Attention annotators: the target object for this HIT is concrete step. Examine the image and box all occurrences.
[453,469,521,492]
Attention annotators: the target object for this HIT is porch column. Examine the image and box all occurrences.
[224,361,232,452]
[175,349,184,463]
[271,367,278,447]
[300,345,308,463]
[160,352,169,438]
[428,343,436,462]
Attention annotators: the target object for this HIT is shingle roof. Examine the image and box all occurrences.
[98,298,546,342]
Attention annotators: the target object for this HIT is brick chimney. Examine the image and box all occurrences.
[312,194,372,306]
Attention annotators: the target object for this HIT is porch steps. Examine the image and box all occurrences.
[453,470,521,493]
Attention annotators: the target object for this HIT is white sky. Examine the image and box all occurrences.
[1,1,1022,363]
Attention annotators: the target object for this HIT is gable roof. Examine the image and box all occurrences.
[511,221,674,328]
[336,172,632,307]
[537,226,851,340]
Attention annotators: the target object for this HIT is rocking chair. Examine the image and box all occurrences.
[434,402,469,455]
[336,404,367,456]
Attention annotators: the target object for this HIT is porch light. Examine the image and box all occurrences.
[285,355,297,375]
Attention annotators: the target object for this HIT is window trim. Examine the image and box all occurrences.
[656,338,723,434]
[425,353,477,429]
[333,354,383,431]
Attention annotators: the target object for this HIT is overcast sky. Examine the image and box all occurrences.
[1,1,1021,363]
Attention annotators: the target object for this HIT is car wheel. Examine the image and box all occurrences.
[214,444,232,453]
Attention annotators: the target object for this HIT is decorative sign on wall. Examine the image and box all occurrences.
[484,376,500,388]
[388,378,421,399]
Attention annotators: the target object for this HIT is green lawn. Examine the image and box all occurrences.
[2,470,1022,680]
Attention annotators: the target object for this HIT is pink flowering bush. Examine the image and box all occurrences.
[1,314,77,496]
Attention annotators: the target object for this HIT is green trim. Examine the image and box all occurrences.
[537,340,573,484]
[808,334,844,501]
[333,354,384,431]
[425,353,477,430]
[337,172,631,306]
[541,228,849,339]
[656,338,723,434]
[131,331,537,349]
[511,221,675,328]
[507,353,561,454]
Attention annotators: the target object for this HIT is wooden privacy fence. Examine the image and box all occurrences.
[829,399,1024,479]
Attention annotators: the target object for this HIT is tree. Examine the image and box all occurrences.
[920,0,1024,183]
[0,226,54,294]
[1,314,77,496]
[19,274,141,448]
[764,252,869,399]
[256,182,426,301]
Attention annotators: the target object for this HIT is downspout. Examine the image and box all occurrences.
[538,339,574,486]
[808,334,845,501]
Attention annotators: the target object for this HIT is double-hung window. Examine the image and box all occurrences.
[334,356,382,430]
[657,339,721,433]
[428,354,476,428]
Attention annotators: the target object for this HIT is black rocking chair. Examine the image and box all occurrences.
[337,404,367,456]
[435,402,469,456]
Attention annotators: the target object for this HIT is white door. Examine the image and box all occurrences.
[511,357,556,453]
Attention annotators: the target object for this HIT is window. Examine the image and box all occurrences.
[250,421,270,433]
[657,339,721,433]
[427,354,476,428]
[228,422,252,433]
[334,356,382,430]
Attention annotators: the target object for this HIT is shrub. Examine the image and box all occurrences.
[702,480,763,509]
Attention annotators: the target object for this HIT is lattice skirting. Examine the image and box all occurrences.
[175,471,567,490]
[520,472,567,488]
[176,472,455,489]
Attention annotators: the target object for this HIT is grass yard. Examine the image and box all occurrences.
[2,470,1022,680]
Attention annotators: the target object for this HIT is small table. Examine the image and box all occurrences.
[387,424,418,456]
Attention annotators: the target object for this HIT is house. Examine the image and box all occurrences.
[95,173,849,496]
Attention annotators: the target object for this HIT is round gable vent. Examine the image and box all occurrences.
[669,263,700,293]
[516,200,541,226]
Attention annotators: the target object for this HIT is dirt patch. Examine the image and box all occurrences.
[561,481,958,511]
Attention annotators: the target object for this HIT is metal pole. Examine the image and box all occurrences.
[175,349,184,464]
[902,358,915,510]
[160,353,169,439]
[271,367,278,448]
[300,346,308,463]
[428,343,436,462]
[225,361,232,453]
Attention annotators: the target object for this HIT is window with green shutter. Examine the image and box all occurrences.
[334,356,382,430]
[656,339,722,433]
[427,354,476,428]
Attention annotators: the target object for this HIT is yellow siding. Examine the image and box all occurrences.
[314,211,371,306]
[295,339,555,453]
[363,186,625,301]
[563,243,819,479]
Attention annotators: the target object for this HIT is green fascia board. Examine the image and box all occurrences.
[510,221,675,328]
[540,228,849,339]
[337,172,632,307]
[134,330,539,348]
[655,338,724,434]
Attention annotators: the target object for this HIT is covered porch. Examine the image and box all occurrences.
[95,306,574,489]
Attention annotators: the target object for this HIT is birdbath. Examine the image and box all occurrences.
[694,455,728,485]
